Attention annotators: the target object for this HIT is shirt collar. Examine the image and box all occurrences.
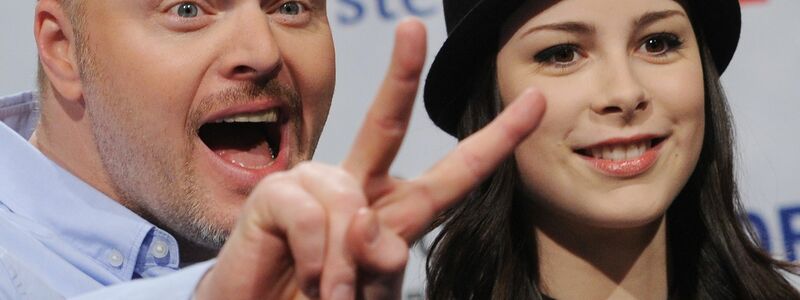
[0,91,180,280]
[0,91,39,139]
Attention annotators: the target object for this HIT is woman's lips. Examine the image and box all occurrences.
[584,147,659,177]
[578,136,665,177]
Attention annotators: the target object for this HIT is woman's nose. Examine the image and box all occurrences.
[590,61,649,122]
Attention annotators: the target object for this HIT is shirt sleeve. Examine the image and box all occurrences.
[0,247,65,300]
[0,259,19,300]
[70,260,215,300]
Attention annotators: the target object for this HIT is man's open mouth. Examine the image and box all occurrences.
[198,108,283,169]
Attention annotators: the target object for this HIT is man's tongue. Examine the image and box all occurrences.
[201,123,276,169]
[215,142,274,169]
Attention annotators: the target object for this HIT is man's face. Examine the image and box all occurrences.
[77,0,335,249]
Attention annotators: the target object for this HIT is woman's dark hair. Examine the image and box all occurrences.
[425,3,800,299]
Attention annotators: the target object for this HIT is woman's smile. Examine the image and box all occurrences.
[575,134,667,177]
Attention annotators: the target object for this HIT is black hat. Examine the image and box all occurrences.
[424,0,742,136]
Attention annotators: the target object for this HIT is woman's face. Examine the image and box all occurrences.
[497,0,704,229]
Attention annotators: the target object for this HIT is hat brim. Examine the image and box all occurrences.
[424,0,741,136]
[424,0,524,136]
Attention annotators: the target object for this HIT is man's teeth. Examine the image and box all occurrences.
[589,140,652,161]
[213,109,279,123]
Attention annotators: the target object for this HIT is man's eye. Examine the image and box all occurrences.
[278,2,304,15]
[173,2,201,18]
[534,45,581,66]
[639,33,683,56]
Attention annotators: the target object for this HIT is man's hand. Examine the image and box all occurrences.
[194,18,546,300]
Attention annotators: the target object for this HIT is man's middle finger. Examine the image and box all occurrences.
[294,162,369,300]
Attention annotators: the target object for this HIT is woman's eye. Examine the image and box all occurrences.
[173,2,201,18]
[639,33,683,56]
[278,2,304,15]
[534,45,581,66]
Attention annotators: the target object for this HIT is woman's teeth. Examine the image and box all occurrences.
[589,140,652,161]
[212,109,279,123]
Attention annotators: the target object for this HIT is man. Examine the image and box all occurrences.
[0,0,546,299]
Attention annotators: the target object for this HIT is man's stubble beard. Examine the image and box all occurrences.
[78,47,309,254]
[79,47,232,253]
[85,88,232,251]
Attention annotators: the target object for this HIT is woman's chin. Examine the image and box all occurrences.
[583,213,666,231]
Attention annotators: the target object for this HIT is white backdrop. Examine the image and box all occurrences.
[2,0,799,298]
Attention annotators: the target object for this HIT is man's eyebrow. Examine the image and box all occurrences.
[521,21,597,38]
[634,10,687,29]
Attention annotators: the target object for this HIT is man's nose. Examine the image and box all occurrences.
[218,6,282,81]
[590,59,649,122]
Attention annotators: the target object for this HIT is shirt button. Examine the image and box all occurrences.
[151,240,169,259]
[108,250,124,268]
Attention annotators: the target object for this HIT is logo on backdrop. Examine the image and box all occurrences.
[335,0,438,25]
[749,204,800,261]
[334,0,763,26]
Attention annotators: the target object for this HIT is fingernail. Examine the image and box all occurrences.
[360,208,380,244]
[331,284,353,300]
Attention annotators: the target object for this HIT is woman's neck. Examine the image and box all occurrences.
[535,216,668,300]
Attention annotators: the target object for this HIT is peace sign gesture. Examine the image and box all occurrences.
[195,19,545,300]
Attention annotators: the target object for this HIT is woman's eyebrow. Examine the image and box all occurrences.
[522,21,596,38]
[519,9,686,39]
[633,10,687,29]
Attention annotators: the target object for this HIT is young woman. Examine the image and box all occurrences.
[422,0,799,298]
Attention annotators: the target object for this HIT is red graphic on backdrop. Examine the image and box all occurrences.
[740,0,766,4]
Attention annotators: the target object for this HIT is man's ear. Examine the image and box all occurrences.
[35,0,83,102]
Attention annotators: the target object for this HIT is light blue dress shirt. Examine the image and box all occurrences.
[0,91,214,299]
